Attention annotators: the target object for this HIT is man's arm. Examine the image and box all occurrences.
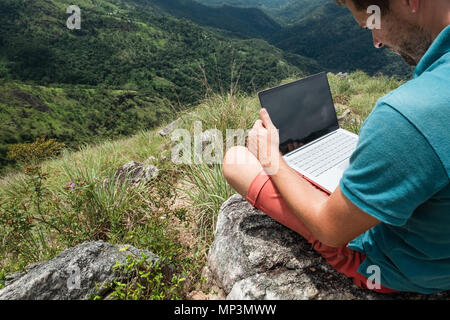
[270,156,380,248]
[249,108,380,248]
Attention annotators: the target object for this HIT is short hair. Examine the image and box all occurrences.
[334,0,390,12]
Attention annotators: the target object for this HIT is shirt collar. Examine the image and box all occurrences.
[414,25,450,78]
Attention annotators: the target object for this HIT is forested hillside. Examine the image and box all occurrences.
[197,0,331,24]
[196,0,412,76]
[0,0,303,93]
[271,3,414,77]
[0,0,319,172]
[196,0,290,8]
[149,0,282,39]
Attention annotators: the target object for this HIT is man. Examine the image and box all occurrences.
[222,0,450,294]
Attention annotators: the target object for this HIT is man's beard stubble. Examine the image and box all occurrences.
[385,19,434,66]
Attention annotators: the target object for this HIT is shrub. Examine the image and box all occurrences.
[0,165,61,264]
[7,137,65,165]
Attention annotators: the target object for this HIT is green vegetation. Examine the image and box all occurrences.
[0,0,304,90]
[0,81,174,172]
[0,72,403,298]
[271,3,413,78]
[150,0,282,39]
[7,138,66,165]
[0,0,314,173]
[197,0,329,25]
[194,0,413,77]
[96,251,187,300]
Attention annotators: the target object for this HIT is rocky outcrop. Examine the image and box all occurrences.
[206,195,450,300]
[0,241,158,300]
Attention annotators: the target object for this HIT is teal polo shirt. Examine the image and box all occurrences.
[340,25,450,294]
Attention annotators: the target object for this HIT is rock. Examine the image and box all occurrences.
[158,119,181,137]
[337,72,349,78]
[114,161,158,185]
[207,195,450,300]
[0,241,158,300]
[338,109,351,121]
[147,156,157,164]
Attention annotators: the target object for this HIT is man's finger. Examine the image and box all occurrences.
[253,120,263,130]
[260,108,274,129]
[247,129,258,156]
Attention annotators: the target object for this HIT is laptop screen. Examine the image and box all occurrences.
[258,72,339,155]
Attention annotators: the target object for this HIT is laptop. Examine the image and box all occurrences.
[258,72,358,194]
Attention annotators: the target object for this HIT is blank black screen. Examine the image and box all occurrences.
[258,72,339,154]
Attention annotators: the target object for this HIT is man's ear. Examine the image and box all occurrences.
[402,0,420,13]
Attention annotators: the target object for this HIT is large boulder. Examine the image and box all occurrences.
[206,195,450,300]
[0,241,158,300]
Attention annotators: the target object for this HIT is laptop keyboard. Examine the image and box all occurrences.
[288,131,358,177]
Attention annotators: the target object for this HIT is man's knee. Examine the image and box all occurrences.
[223,146,247,181]
[222,146,262,197]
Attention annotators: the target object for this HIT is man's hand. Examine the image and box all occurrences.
[248,109,281,175]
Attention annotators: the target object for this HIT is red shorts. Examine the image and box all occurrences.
[246,170,397,294]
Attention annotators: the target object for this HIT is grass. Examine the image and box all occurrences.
[181,163,234,242]
[0,71,403,297]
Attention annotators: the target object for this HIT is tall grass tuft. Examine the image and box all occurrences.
[181,163,234,241]
[176,91,256,241]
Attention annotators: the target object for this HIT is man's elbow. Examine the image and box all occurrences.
[319,235,349,248]
[314,226,350,248]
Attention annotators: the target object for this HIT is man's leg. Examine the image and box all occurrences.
[222,146,397,293]
[222,146,263,198]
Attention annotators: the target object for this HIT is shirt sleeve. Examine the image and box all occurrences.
[340,102,449,227]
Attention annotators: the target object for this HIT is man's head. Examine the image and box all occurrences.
[335,0,438,66]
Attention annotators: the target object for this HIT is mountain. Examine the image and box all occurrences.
[0,0,320,172]
[148,0,282,38]
[195,0,291,8]
[196,0,413,77]
[196,0,329,25]
[271,3,413,77]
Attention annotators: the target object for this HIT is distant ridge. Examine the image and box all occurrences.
[271,3,413,77]
[195,0,329,25]
[149,0,282,38]
[197,0,412,77]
